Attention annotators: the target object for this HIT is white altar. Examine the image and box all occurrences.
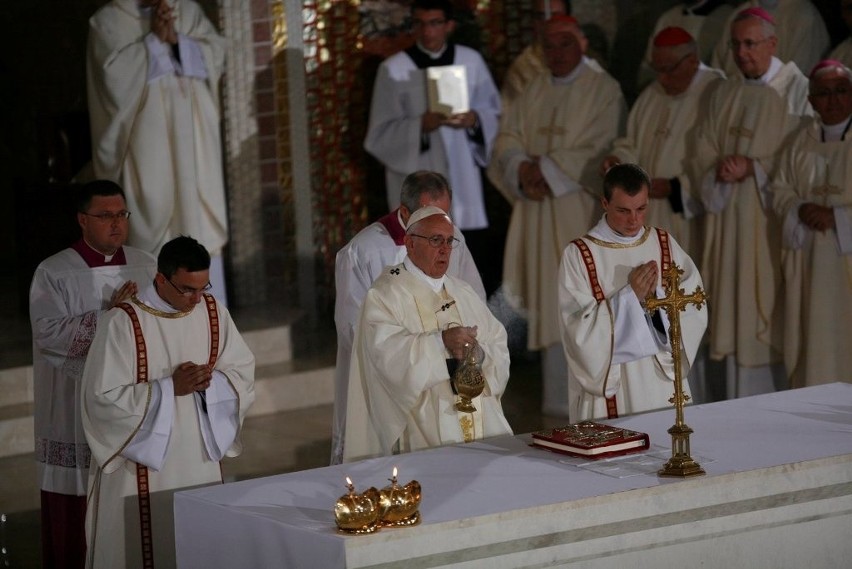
[174,383,852,568]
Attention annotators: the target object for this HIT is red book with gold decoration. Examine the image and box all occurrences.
[531,421,650,460]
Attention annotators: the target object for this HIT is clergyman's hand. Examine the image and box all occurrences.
[798,202,835,232]
[600,155,621,177]
[628,261,658,305]
[108,281,138,309]
[421,111,447,134]
[151,0,178,45]
[172,362,212,396]
[442,326,478,361]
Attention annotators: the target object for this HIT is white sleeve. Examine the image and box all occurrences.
[538,155,582,198]
[194,371,239,461]
[121,378,175,471]
[835,205,852,255]
[176,33,209,79]
[752,160,773,212]
[700,168,732,214]
[782,200,808,250]
[610,286,668,366]
[145,33,177,82]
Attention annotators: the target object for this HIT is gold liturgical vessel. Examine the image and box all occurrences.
[452,342,486,412]
[379,467,422,528]
[334,477,381,534]
[644,263,707,478]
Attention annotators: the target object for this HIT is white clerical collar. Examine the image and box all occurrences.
[551,56,588,85]
[398,209,407,230]
[403,257,446,292]
[138,283,187,314]
[821,115,852,142]
[589,215,645,245]
[743,56,782,85]
[416,42,447,60]
[82,238,116,263]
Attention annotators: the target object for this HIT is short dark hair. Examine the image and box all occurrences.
[413,0,453,20]
[400,171,452,211]
[602,163,650,201]
[157,235,211,278]
[76,179,126,212]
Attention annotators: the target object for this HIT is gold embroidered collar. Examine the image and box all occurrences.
[584,226,652,249]
[130,295,194,319]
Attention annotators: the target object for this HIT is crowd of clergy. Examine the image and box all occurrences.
[342,0,852,462]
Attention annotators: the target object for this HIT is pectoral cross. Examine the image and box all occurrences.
[538,108,566,153]
[647,106,671,176]
[644,263,708,478]
[812,165,843,206]
[729,107,755,155]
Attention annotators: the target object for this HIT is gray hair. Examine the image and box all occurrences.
[399,171,452,212]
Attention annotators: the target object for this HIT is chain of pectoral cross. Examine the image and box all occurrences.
[812,164,843,206]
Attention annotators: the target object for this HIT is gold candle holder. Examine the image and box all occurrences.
[334,477,381,534]
[378,467,422,528]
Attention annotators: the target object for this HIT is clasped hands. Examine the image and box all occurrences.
[149,0,178,45]
[715,155,753,183]
[629,260,658,307]
[442,325,479,361]
[518,158,551,201]
[798,202,835,232]
[173,361,212,396]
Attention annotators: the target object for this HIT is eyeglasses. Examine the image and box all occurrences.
[728,38,770,51]
[82,211,131,222]
[409,233,461,249]
[412,17,447,29]
[165,277,212,297]
[810,86,852,99]
[650,53,691,75]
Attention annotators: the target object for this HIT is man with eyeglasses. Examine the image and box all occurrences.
[343,206,512,462]
[773,60,852,388]
[711,0,829,79]
[487,14,626,419]
[602,27,724,264]
[695,6,812,399]
[363,0,500,273]
[29,179,156,568]
[331,171,484,464]
[81,235,255,567]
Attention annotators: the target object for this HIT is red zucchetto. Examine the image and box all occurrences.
[653,26,694,48]
[737,6,776,25]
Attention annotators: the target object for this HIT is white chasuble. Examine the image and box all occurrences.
[696,60,812,367]
[30,246,155,496]
[490,60,627,350]
[343,264,512,462]
[559,221,707,422]
[773,118,852,387]
[87,0,228,255]
[82,288,254,568]
[610,65,725,261]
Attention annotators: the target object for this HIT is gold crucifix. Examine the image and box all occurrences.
[644,263,708,477]
[812,165,843,206]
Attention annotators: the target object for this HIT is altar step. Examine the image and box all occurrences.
[0,323,335,459]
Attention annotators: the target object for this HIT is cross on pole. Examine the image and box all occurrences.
[644,263,708,477]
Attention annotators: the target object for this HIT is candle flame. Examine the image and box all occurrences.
[345,476,353,486]
[392,466,398,478]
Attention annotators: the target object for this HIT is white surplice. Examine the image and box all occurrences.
[609,64,725,261]
[87,0,228,256]
[81,285,255,568]
[363,44,500,230]
[331,210,486,464]
[558,218,707,421]
[773,116,852,387]
[30,245,156,497]
[343,261,512,463]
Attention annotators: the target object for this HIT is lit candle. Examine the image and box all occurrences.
[345,476,355,495]
[391,466,398,486]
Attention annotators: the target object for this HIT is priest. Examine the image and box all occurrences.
[488,14,626,417]
[81,236,255,568]
[331,170,485,464]
[30,180,155,569]
[363,0,500,237]
[603,26,725,262]
[558,164,707,421]
[343,206,512,462]
[87,0,230,301]
[773,60,852,387]
[695,6,812,397]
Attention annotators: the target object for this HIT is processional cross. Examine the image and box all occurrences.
[644,263,708,477]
